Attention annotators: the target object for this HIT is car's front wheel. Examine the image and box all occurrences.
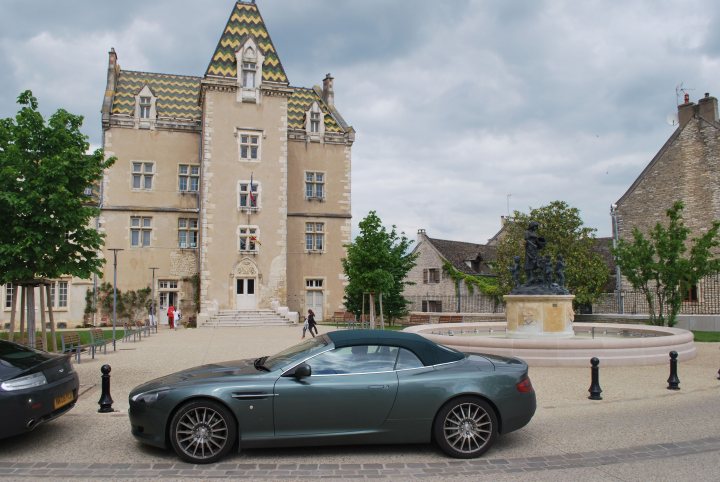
[433,396,498,458]
[169,399,237,464]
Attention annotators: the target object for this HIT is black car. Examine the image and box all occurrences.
[0,339,79,439]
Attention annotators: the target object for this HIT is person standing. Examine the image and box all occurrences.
[174,306,182,330]
[167,304,175,330]
[307,309,318,337]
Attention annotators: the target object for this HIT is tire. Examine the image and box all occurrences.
[433,396,498,458]
[169,400,237,464]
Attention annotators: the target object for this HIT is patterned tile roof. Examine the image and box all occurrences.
[205,1,288,83]
[111,71,201,121]
[288,88,343,133]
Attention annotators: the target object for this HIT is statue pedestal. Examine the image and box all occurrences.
[504,294,575,338]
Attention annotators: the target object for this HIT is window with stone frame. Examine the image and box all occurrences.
[305,102,325,138]
[132,161,154,190]
[422,300,442,312]
[178,218,198,248]
[305,222,325,252]
[178,164,200,192]
[423,268,441,284]
[238,180,260,210]
[305,171,325,200]
[139,96,151,119]
[49,280,68,308]
[131,216,152,247]
[239,225,259,252]
[241,47,257,88]
[683,284,700,303]
[238,132,260,161]
[4,283,13,309]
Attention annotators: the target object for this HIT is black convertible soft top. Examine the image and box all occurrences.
[326,330,464,366]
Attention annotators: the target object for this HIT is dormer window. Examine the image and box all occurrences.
[236,39,265,103]
[305,102,325,139]
[134,85,157,129]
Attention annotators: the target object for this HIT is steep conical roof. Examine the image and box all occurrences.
[205,1,288,84]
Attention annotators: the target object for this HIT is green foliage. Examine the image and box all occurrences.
[613,201,720,327]
[342,211,418,324]
[84,288,95,315]
[494,201,609,306]
[692,331,720,342]
[121,287,151,321]
[0,91,115,284]
[441,261,502,303]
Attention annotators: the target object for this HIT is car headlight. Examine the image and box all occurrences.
[1,372,48,391]
[131,388,170,404]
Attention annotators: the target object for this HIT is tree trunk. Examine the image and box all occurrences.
[47,284,57,352]
[27,286,36,348]
[39,285,48,351]
[19,286,26,340]
[369,292,376,330]
[379,292,384,330]
[9,285,17,343]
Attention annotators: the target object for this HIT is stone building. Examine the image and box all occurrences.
[612,92,720,313]
[404,229,497,313]
[2,1,355,327]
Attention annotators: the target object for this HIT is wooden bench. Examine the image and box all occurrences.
[407,314,431,325]
[89,328,111,358]
[438,315,464,323]
[60,332,88,363]
[13,336,46,351]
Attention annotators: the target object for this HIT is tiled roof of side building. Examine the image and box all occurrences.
[288,88,343,133]
[205,1,288,83]
[112,71,202,121]
[428,237,497,276]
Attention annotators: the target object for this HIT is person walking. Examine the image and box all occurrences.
[174,306,181,330]
[167,304,175,330]
[307,309,318,337]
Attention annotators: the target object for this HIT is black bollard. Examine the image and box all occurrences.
[717,368,720,381]
[98,364,115,413]
[588,357,603,400]
[667,351,680,390]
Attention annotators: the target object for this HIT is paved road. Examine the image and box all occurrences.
[1,325,719,481]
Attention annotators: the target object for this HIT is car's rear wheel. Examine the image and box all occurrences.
[433,396,497,458]
[169,400,237,464]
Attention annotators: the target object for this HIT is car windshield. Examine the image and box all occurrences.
[263,336,329,371]
[0,341,52,379]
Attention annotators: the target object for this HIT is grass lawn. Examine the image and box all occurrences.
[1,328,126,351]
[692,331,720,342]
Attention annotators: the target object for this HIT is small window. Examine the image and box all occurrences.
[305,172,325,200]
[239,180,260,210]
[422,300,442,313]
[423,268,441,284]
[239,226,259,252]
[132,162,154,190]
[178,218,198,248]
[179,165,200,192]
[4,283,14,309]
[131,216,152,247]
[683,284,699,302]
[305,222,325,252]
[49,280,68,308]
[241,46,257,88]
[159,280,178,290]
[306,279,323,289]
[395,348,424,370]
[139,96,151,119]
[239,133,260,161]
[310,111,321,133]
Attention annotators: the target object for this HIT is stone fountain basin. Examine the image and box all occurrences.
[404,322,696,367]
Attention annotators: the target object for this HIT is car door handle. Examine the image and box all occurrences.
[368,385,389,389]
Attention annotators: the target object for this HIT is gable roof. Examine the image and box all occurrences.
[205,1,288,84]
[288,88,344,133]
[426,236,496,276]
[111,70,202,122]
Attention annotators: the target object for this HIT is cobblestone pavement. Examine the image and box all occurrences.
[0,436,718,479]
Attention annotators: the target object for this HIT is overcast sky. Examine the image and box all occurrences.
[2,0,719,244]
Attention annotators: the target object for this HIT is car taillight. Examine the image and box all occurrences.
[516,377,533,393]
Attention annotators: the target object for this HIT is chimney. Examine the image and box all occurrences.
[417,228,427,242]
[697,92,719,123]
[101,48,120,128]
[322,73,334,107]
[677,93,695,127]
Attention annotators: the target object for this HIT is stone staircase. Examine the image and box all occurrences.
[201,309,295,328]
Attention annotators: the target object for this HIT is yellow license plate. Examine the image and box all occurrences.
[54,391,74,410]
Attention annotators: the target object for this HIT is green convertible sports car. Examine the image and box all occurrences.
[129,330,536,464]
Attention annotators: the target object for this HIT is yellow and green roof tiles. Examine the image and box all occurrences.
[112,71,201,121]
[288,88,343,133]
[205,1,288,83]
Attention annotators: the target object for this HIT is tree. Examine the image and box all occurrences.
[494,201,609,306]
[613,201,720,327]
[342,211,418,327]
[0,91,114,283]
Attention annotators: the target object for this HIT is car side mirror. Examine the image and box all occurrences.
[293,362,311,379]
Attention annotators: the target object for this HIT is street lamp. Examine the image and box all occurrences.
[149,267,159,330]
[108,248,124,350]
